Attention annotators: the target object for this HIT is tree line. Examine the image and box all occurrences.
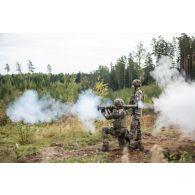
[1,33,195,103]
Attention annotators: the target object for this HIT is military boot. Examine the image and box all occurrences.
[100,139,109,152]
[101,144,109,152]
[128,141,137,150]
[137,141,144,151]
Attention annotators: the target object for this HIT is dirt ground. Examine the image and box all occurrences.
[18,129,195,163]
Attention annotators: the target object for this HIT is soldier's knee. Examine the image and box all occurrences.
[102,127,109,134]
[124,130,130,141]
[118,136,125,148]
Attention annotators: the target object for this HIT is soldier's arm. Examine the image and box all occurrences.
[135,90,144,103]
[104,109,125,120]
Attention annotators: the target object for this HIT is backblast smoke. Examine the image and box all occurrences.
[151,56,195,137]
[6,89,103,132]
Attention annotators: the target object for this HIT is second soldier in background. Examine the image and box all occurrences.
[129,79,144,151]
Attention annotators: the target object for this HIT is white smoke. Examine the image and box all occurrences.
[6,89,103,132]
[6,90,71,124]
[138,101,145,109]
[151,56,195,135]
[71,90,103,132]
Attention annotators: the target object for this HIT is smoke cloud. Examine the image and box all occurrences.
[71,90,103,132]
[6,89,103,132]
[151,56,195,136]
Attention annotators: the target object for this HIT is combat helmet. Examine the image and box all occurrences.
[114,98,124,107]
[132,79,141,88]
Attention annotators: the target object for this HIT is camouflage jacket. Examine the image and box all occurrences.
[130,87,144,118]
[104,108,128,129]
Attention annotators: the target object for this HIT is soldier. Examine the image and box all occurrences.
[100,98,131,152]
[129,79,144,151]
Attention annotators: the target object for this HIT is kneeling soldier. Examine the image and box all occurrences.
[101,98,131,152]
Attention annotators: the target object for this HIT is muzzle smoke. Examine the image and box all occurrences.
[151,56,195,136]
[71,90,104,132]
[6,89,103,132]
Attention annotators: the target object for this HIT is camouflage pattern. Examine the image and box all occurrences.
[129,82,144,151]
[114,98,124,107]
[101,106,130,151]
[132,79,142,88]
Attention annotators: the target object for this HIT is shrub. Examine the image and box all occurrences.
[142,83,161,103]
[16,123,35,145]
[0,103,8,126]
[93,80,109,98]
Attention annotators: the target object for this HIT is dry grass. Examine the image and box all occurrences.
[1,113,195,163]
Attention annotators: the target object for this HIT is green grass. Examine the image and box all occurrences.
[0,119,104,162]
[0,123,52,162]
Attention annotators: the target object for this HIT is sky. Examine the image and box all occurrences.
[0,33,191,74]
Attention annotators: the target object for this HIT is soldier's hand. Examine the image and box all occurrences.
[101,108,105,113]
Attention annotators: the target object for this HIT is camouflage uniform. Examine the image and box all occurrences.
[101,99,130,152]
[129,79,144,150]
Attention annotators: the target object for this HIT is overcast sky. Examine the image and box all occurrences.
[0,33,190,74]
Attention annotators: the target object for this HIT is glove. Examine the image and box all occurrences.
[101,108,105,113]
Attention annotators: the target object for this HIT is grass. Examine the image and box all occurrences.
[1,112,195,163]
[0,115,134,162]
[0,114,156,162]
[0,117,107,162]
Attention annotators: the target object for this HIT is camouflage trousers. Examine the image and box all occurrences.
[130,116,141,141]
[102,127,130,150]
[129,115,144,151]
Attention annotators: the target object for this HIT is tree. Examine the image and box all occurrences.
[178,33,195,79]
[172,37,180,66]
[133,41,146,67]
[76,72,81,83]
[94,65,110,85]
[47,64,52,74]
[115,56,126,89]
[152,35,175,63]
[126,53,143,87]
[143,52,155,84]
[4,64,10,74]
[127,53,134,87]
[16,62,22,74]
[27,60,35,73]
[109,63,118,90]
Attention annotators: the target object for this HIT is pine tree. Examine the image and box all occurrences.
[16,62,22,74]
[27,60,35,73]
[109,63,118,90]
[4,64,10,74]
[47,64,52,74]
[127,53,134,87]
[143,52,155,84]
[115,56,126,89]
[133,41,146,67]
[152,36,175,63]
